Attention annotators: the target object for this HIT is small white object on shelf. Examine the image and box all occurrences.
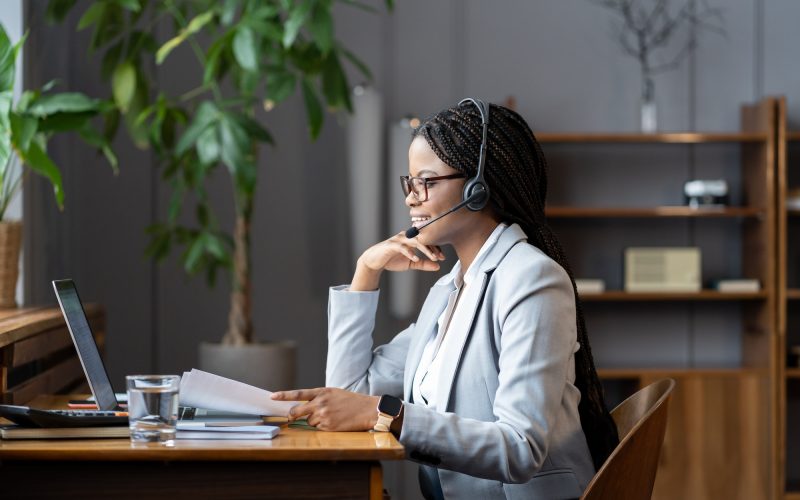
[576,279,606,294]
[714,279,760,293]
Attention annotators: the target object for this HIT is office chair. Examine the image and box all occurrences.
[581,378,676,500]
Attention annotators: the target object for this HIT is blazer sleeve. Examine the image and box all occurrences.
[325,285,411,397]
[399,257,578,483]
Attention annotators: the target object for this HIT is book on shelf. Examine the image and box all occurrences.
[576,279,606,294]
[712,279,760,293]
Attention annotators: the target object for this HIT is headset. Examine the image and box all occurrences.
[405,98,491,239]
[458,97,491,212]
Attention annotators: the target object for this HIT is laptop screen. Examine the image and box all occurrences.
[52,279,119,411]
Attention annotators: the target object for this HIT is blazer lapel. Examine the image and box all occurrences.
[432,223,528,412]
[403,275,457,400]
[433,271,489,412]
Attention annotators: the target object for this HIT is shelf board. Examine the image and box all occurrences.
[546,206,762,218]
[787,131,800,141]
[599,367,764,378]
[789,208,800,216]
[785,493,800,500]
[580,290,767,301]
[786,369,800,379]
[789,289,800,300]
[535,132,769,143]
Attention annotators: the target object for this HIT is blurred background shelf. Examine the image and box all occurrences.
[580,290,767,301]
[546,206,763,218]
[536,132,769,143]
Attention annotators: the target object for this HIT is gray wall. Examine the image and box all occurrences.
[21,1,800,498]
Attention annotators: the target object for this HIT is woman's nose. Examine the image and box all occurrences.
[405,190,420,207]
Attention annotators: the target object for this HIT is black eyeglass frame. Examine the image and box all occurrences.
[399,173,467,202]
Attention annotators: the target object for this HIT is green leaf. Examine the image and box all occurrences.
[309,3,333,54]
[195,126,220,165]
[340,46,372,81]
[111,61,137,112]
[233,26,258,72]
[176,101,218,155]
[219,113,250,169]
[36,111,92,133]
[184,235,206,274]
[26,93,102,117]
[230,113,273,144]
[167,187,183,223]
[77,3,105,30]
[156,11,215,65]
[78,123,119,173]
[155,35,184,65]
[100,42,123,80]
[204,232,228,260]
[221,0,238,25]
[9,113,37,152]
[321,52,351,111]
[0,91,12,173]
[0,25,24,93]
[301,78,323,140]
[21,141,64,210]
[114,0,141,12]
[265,70,296,103]
[283,0,313,48]
[185,11,215,36]
[46,0,79,23]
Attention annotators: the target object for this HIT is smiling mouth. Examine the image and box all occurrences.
[411,216,430,228]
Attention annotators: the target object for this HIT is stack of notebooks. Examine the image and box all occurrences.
[0,423,282,440]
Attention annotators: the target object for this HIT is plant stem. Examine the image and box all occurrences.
[222,207,253,345]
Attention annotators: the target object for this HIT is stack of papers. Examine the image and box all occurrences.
[179,369,297,416]
[176,423,280,440]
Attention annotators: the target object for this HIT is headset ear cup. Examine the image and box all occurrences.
[463,179,489,211]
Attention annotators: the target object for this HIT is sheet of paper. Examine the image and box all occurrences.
[179,369,297,417]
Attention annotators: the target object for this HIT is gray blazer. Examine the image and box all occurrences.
[326,224,594,499]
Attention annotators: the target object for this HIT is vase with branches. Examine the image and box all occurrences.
[589,0,724,131]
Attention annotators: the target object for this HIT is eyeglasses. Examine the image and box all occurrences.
[400,174,466,201]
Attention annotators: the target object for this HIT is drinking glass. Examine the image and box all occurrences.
[126,374,180,445]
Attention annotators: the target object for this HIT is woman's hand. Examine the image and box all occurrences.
[351,232,446,290]
[271,387,379,431]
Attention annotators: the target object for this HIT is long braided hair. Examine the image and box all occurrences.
[412,101,619,470]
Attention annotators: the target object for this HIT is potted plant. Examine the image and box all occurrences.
[48,0,391,387]
[0,21,115,308]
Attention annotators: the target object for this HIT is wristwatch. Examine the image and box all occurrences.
[373,395,403,432]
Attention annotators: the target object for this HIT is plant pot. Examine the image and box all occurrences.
[198,341,297,391]
[0,221,22,308]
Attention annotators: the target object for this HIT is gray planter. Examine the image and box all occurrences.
[198,341,296,391]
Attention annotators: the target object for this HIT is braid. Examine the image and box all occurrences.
[413,102,619,470]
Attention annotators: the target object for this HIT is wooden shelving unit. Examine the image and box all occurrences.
[542,98,777,500]
[778,98,800,500]
[579,290,767,301]
[536,131,768,143]
[546,206,763,218]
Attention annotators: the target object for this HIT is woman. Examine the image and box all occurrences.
[272,99,619,499]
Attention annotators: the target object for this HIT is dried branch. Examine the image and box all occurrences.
[589,0,725,81]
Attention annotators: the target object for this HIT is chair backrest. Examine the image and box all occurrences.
[581,378,676,500]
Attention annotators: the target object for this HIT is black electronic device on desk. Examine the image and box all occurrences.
[0,405,128,428]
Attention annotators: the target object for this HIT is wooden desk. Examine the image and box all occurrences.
[0,395,404,499]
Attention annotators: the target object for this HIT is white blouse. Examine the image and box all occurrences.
[411,223,508,407]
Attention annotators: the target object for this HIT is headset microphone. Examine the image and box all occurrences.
[404,190,485,239]
[405,97,491,240]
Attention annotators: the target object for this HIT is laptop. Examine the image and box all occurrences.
[0,279,262,428]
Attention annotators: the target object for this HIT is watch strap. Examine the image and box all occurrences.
[373,413,393,432]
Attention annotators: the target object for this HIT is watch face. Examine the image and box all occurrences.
[378,395,402,417]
